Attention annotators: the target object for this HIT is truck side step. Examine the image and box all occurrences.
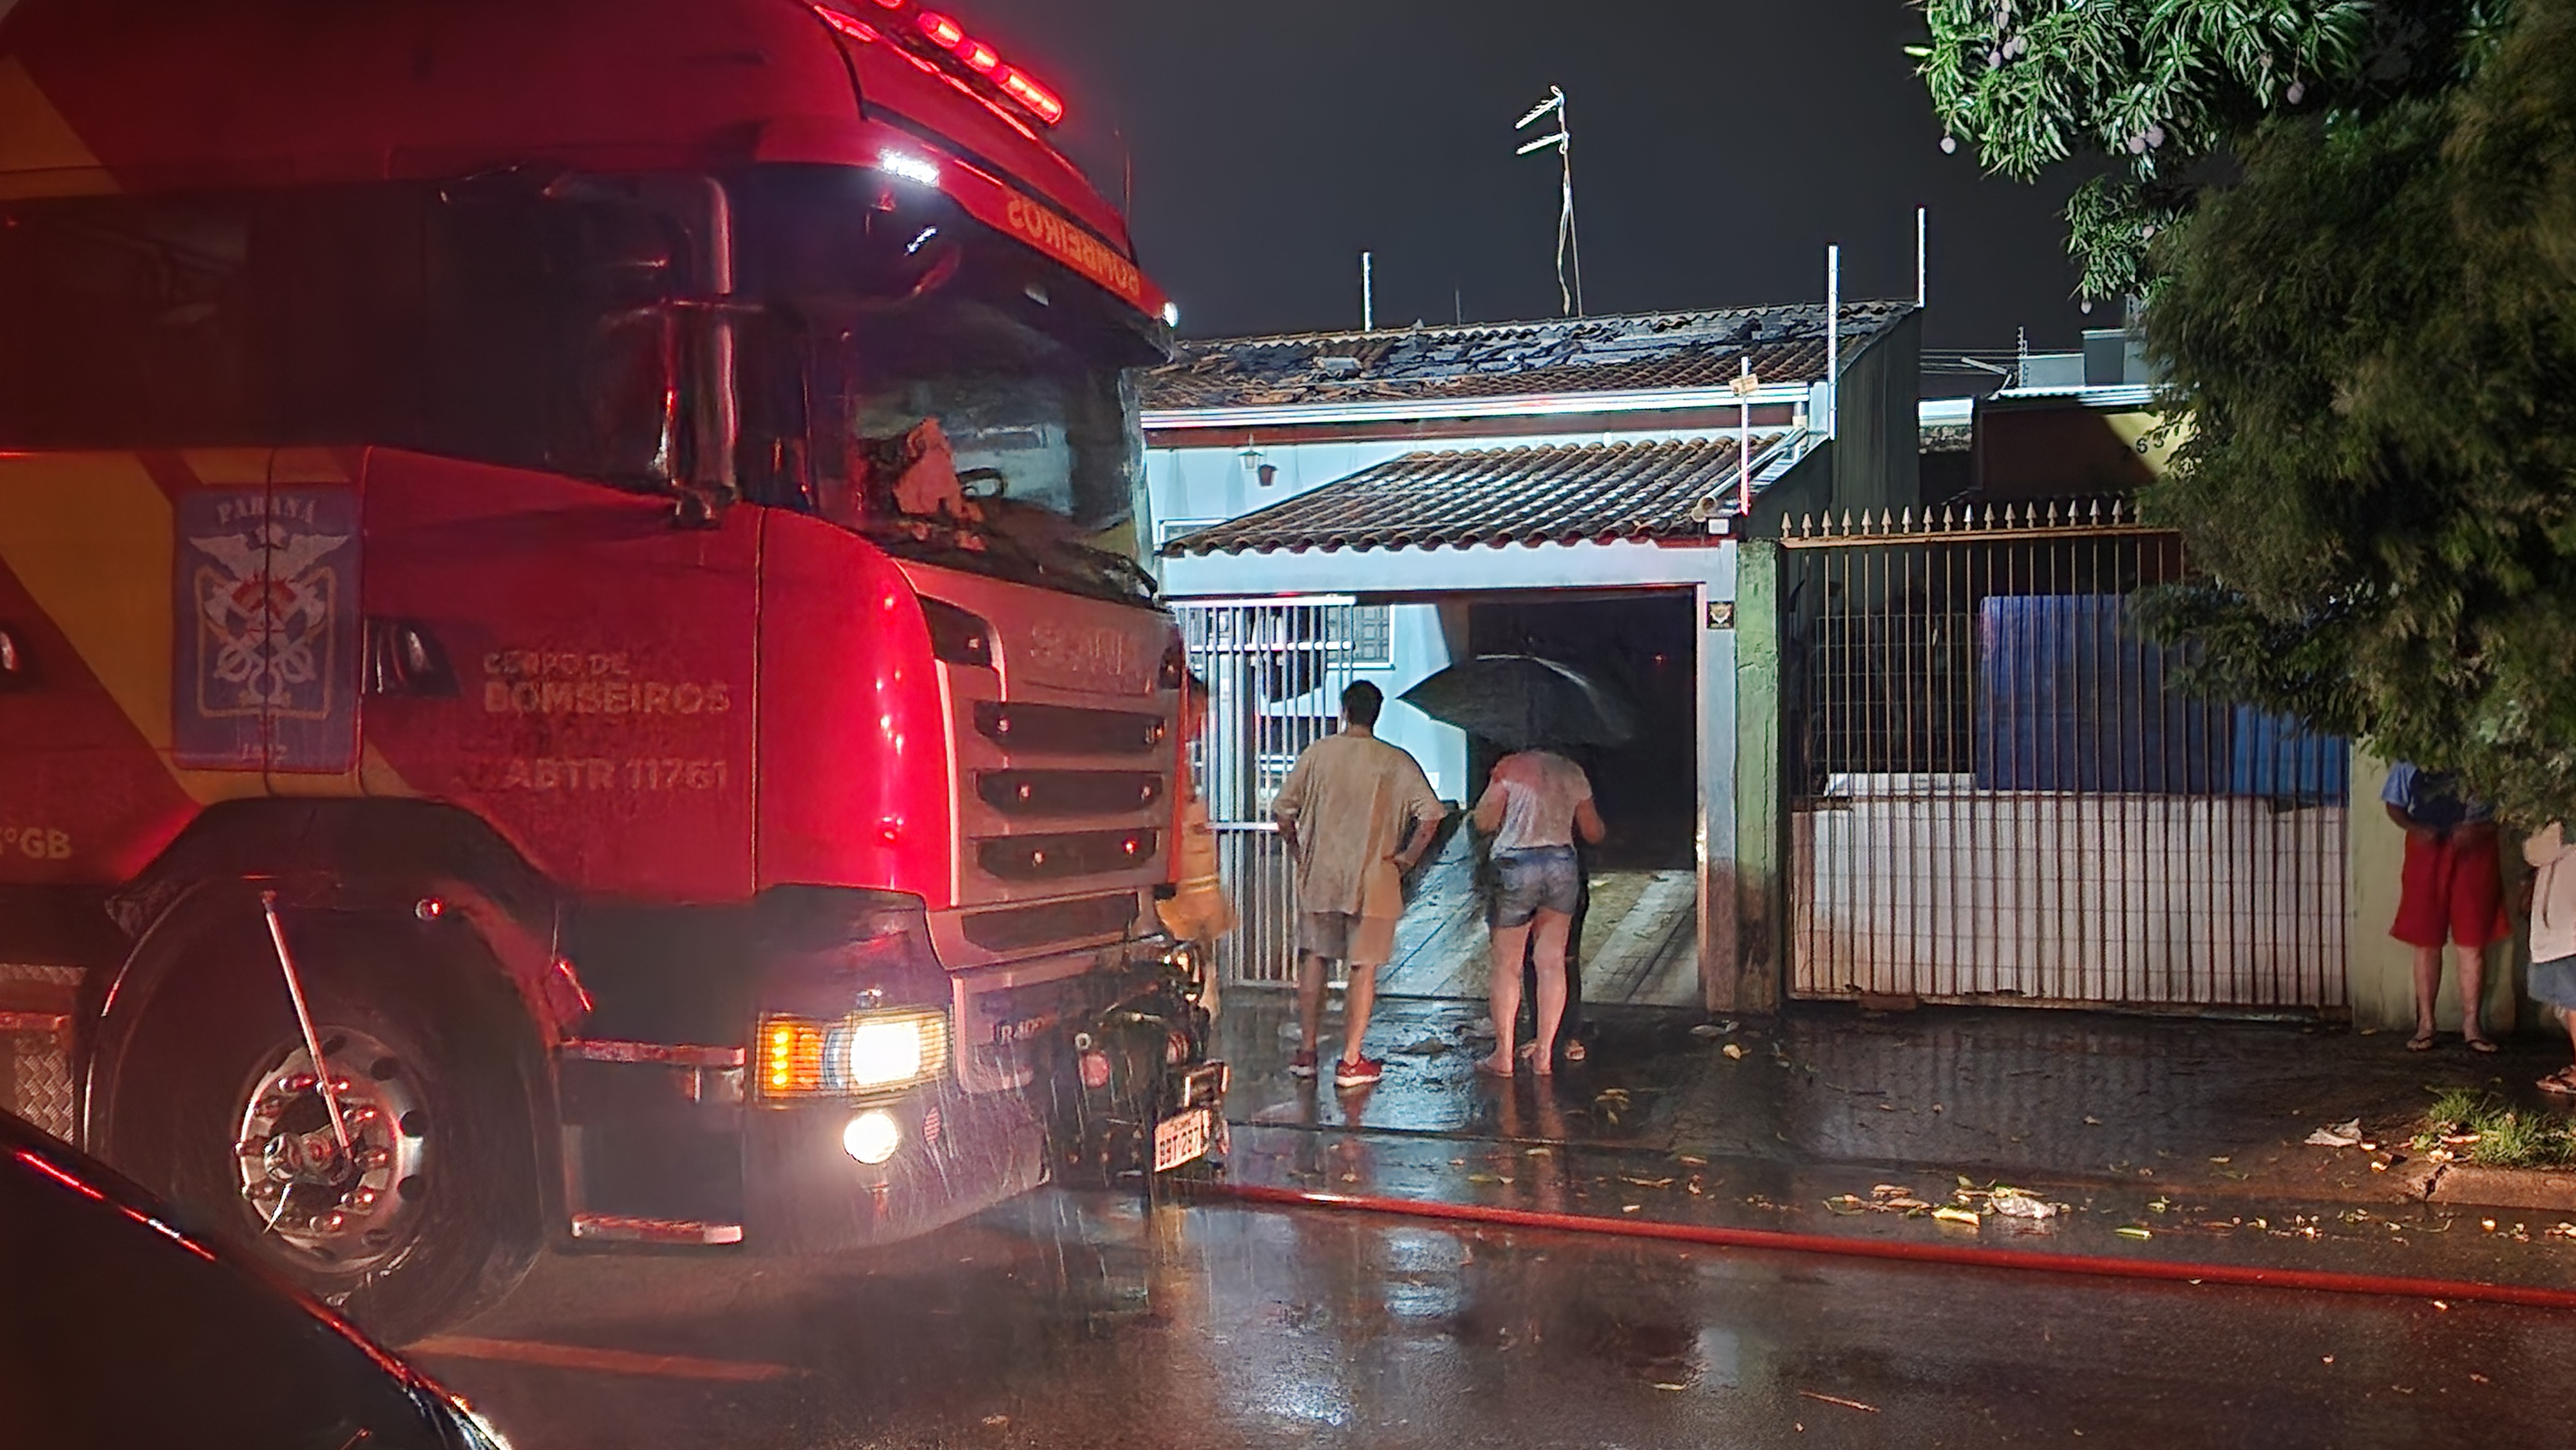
[570,1213,745,1246]
[0,963,82,1142]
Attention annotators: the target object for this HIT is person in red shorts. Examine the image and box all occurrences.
[2385,762,2507,1052]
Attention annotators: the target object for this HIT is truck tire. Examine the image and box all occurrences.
[102,910,543,1344]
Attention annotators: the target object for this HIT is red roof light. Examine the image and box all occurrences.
[823,3,1068,127]
[998,66,1065,126]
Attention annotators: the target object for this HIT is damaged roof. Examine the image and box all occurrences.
[1139,301,1914,412]
[1160,437,1783,557]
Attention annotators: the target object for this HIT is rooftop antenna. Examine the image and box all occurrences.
[1361,250,1375,332]
[1513,86,1585,317]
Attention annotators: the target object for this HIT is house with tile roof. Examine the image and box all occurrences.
[1139,299,1929,1014]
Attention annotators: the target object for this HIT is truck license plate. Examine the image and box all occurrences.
[1152,1107,1214,1172]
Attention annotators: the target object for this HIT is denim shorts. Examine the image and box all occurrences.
[2533,956,2576,1012]
[1490,846,1582,928]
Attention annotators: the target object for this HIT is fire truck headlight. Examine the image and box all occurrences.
[846,1015,931,1089]
[843,1110,902,1165]
[756,1010,948,1100]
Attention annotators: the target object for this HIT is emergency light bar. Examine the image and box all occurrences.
[811,2,1068,128]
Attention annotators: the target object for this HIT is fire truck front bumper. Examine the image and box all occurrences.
[556,1049,1048,1252]
[742,1081,1048,1252]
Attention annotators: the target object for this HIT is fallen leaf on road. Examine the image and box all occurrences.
[2116,1225,2153,1240]
[1622,1204,1642,1213]
[2305,1119,2364,1148]
[2083,1115,2103,1125]
[1992,1191,2057,1219]
[1677,1154,1709,1166]
[1797,1390,1880,1413]
[1622,1176,1674,1189]
[1931,1206,1981,1228]
[1723,1044,1747,1060]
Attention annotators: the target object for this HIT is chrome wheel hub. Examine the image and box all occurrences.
[232,1027,427,1270]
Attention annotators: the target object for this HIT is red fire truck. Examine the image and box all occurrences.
[0,0,1222,1339]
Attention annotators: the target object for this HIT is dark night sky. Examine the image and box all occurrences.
[956,0,2092,357]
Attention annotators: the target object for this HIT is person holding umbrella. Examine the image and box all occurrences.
[1472,744,1606,1075]
[1396,655,1631,1078]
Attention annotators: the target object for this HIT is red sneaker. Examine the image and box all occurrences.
[1287,1050,1318,1080]
[1333,1055,1384,1089]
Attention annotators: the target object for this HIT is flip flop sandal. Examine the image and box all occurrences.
[2466,1036,2501,1055]
[1561,1039,1589,1064]
[2407,1031,2439,1051]
[2539,1069,2576,1097]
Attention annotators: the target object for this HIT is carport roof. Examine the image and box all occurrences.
[1160,436,1782,556]
[1141,302,1914,412]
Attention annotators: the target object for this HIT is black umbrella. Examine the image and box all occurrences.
[1397,654,1638,751]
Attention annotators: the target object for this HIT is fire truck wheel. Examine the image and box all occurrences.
[106,913,544,1343]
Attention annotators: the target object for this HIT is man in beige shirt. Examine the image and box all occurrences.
[1272,681,1445,1088]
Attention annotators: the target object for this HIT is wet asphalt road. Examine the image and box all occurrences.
[419,1187,2574,1450]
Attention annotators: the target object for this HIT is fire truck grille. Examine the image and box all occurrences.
[961,894,1139,952]
[977,829,1162,882]
[977,770,1164,818]
[973,702,1166,757]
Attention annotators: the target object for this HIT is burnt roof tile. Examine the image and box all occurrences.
[1140,301,1912,412]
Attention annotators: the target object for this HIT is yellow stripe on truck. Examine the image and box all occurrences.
[0,57,116,200]
[0,454,266,805]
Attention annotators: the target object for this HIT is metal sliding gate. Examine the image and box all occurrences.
[1782,502,2349,1012]
[1174,598,1362,987]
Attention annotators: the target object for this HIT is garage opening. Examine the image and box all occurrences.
[1376,591,1701,1010]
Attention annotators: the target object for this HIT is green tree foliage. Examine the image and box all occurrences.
[1920,0,2576,821]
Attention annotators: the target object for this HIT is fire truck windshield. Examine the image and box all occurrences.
[734,167,1165,607]
[0,165,1168,611]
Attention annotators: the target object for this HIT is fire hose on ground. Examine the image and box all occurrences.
[1180,1178,2576,1313]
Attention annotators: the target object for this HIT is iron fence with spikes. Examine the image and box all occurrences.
[1784,496,2155,544]
[1774,502,2349,1012]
